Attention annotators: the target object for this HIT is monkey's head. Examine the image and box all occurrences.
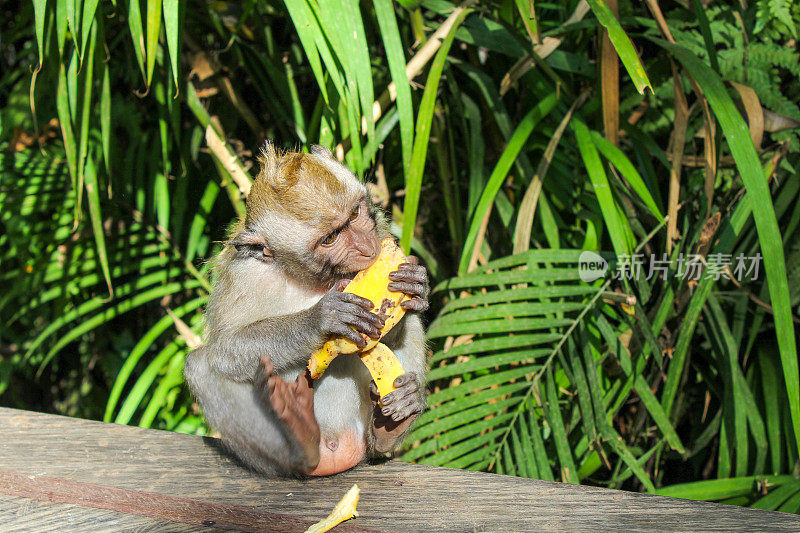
[229,143,381,289]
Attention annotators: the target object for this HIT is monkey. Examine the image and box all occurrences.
[183,143,429,477]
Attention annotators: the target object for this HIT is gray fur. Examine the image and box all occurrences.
[184,154,427,477]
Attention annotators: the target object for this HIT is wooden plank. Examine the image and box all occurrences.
[0,470,378,532]
[1,407,798,531]
[0,494,208,532]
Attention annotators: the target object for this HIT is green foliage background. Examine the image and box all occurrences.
[2,0,800,510]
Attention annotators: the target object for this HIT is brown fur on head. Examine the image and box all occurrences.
[227,142,386,289]
[246,143,350,230]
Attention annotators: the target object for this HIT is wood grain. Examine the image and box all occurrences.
[1,407,798,532]
[0,493,208,533]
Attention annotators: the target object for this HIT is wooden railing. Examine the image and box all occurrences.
[1,407,798,531]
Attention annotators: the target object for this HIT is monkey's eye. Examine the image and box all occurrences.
[321,231,339,246]
[349,204,360,222]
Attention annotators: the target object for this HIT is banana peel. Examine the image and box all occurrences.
[304,484,360,533]
[307,237,408,401]
[359,342,405,399]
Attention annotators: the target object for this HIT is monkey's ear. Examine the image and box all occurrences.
[229,231,274,262]
[310,144,334,159]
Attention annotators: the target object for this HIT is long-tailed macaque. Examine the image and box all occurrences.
[184,143,428,477]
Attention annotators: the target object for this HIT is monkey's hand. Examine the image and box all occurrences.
[370,372,425,453]
[388,256,429,312]
[314,279,385,349]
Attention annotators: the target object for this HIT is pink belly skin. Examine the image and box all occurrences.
[306,429,366,476]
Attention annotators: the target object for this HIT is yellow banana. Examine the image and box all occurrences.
[307,237,409,400]
[359,342,405,399]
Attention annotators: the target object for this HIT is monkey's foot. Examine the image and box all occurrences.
[258,356,321,471]
[370,372,425,453]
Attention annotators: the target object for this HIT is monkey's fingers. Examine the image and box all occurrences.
[267,373,289,414]
[388,281,426,297]
[328,322,369,348]
[340,306,384,339]
[255,355,276,395]
[292,369,316,410]
[260,355,275,377]
[368,380,380,401]
[380,373,419,407]
[296,368,315,392]
[380,374,424,421]
[388,395,424,421]
[337,291,375,311]
[388,266,426,284]
[400,298,429,312]
[393,372,418,389]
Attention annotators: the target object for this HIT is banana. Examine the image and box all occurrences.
[359,342,405,399]
[307,237,409,401]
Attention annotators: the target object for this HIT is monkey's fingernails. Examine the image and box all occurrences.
[367,316,385,330]
[401,298,429,311]
[356,296,374,310]
[334,279,350,291]
[393,373,414,387]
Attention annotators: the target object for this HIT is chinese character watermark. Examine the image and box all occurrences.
[581,252,763,282]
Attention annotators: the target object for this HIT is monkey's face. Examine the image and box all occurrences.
[314,196,379,277]
[232,144,383,290]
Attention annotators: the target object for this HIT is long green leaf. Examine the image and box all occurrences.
[145,0,162,89]
[659,39,799,455]
[401,8,473,254]
[32,0,47,67]
[656,475,794,500]
[585,0,651,94]
[590,131,663,221]
[128,0,147,81]
[374,0,414,175]
[163,0,181,92]
[458,94,558,273]
[573,119,633,258]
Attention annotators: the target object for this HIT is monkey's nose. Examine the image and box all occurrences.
[354,237,378,258]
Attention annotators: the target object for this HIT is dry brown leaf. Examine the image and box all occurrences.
[513,91,588,253]
[165,308,203,350]
[666,64,689,254]
[600,0,620,145]
[729,81,764,149]
[204,125,253,196]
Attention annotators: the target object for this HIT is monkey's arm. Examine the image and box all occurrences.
[202,308,324,381]
[368,314,427,454]
[204,282,385,381]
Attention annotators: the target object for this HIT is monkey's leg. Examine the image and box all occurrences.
[257,356,321,471]
[184,348,318,476]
